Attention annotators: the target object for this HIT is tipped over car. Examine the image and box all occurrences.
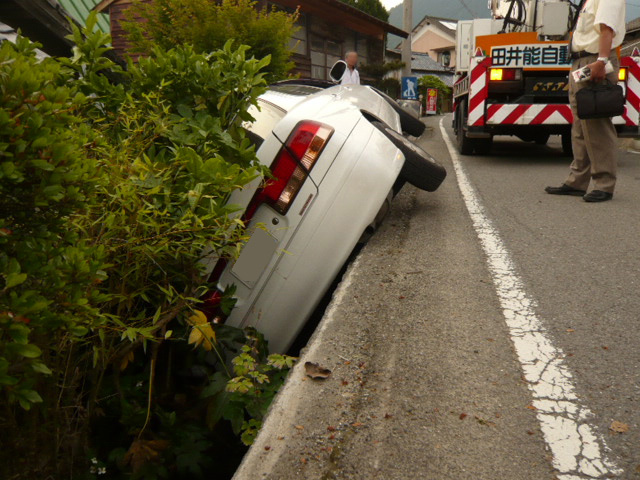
[202,76,446,353]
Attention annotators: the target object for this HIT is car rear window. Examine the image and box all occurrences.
[243,99,286,148]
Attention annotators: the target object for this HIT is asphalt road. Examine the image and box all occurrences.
[234,115,639,480]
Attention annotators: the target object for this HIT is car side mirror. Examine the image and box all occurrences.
[329,60,347,83]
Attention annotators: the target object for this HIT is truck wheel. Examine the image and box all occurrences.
[456,100,475,155]
[535,134,550,145]
[373,88,426,137]
[372,121,446,192]
[561,133,573,156]
[474,137,493,155]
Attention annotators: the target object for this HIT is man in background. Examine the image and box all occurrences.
[341,51,360,85]
[545,0,626,202]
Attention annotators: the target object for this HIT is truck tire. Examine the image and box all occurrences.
[535,134,550,145]
[455,100,475,155]
[373,88,427,137]
[372,121,446,192]
[561,133,573,156]
[474,137,493,155]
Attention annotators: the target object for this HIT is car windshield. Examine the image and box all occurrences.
[243,99,286,148]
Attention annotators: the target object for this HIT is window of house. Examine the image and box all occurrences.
[310,34,344,80]
[438,51,452,67]
[289,14,308,55]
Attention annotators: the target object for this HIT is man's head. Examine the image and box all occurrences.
[345,51,358,69]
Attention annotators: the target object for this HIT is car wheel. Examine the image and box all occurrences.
[373,88,426,137]
[372,121,446,192]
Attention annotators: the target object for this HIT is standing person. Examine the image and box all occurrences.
[341,51,360,85]
[545,0,626,202]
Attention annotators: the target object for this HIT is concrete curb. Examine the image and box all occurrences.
[232,254,364,479]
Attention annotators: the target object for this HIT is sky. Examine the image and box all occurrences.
[380,0,640,22]
[381,0,403,8]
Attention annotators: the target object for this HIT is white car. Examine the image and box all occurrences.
[202,78,446,353]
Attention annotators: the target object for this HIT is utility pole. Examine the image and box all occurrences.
[401,0,413,77]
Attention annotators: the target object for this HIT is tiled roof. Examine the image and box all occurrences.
[411,52,448,72]
[58,0,110,32]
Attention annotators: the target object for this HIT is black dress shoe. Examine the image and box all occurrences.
[583,190,613,202]
[544,184,587,196]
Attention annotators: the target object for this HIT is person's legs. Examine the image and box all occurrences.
[565,58,592,191]
[579,61,620,193]
[580,116,617,192]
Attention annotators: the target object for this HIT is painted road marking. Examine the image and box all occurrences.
[439,118,621,479]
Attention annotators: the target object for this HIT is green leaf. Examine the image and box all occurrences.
[4,272,27,289]
[10,343,42,359]
[31,362,53,375]
[8,324,30,344]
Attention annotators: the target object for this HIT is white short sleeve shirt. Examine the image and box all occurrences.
[572,0,626,53]
[340,67,360,85]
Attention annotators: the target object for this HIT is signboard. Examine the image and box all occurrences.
[401,76,418,100]
[426,88,438,115]
[490,43,571,69]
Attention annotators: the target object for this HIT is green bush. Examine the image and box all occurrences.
[0,16,294,479]
[418,75,453,114]
[0,34,109,472]
[123,0,298,81]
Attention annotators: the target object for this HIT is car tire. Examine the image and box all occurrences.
[372,121,446,192]
[373,88,427,137]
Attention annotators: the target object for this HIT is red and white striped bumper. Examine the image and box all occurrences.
[465,55,640,128]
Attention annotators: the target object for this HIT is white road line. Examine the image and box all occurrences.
[439,118,621,479]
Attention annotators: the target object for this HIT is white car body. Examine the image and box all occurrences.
[211,84,407,353]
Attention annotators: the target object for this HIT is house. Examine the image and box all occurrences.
[386,49,454,87]
[94,0,407,81]
[0,0,109,56]
[400,15,457,70]
[0,0,74,56]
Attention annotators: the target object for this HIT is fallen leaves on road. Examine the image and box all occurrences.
[304,362,332,379]
[526,405,537,410]
[384,413,393,419]
[609,421,629,433]
[459,413,467,420]
[294,425,304,431]
[566,328,575,333]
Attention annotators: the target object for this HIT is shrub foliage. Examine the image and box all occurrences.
[123,0,298,81]
[0,16,294,479]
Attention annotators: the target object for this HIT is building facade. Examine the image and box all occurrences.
[95,0,407,82]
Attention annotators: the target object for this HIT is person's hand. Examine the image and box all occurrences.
[587,60,606,82]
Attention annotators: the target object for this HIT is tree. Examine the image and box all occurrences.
[341,0,389,22]
[418,75,453,113]
[123,0,298,81]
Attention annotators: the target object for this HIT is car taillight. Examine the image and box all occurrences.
[489,68,521,81]
[203,258,228,323]
[619,67,628,82]
[244,121,333,220]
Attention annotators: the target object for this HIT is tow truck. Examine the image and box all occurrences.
[453,0,640,155]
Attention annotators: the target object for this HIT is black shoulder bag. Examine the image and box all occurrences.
[575,79,625,119]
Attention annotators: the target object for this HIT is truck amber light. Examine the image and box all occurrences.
[245,121,333,219]
[490,68,504,81]
[619,67,627,82]
[489,68,519,81]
